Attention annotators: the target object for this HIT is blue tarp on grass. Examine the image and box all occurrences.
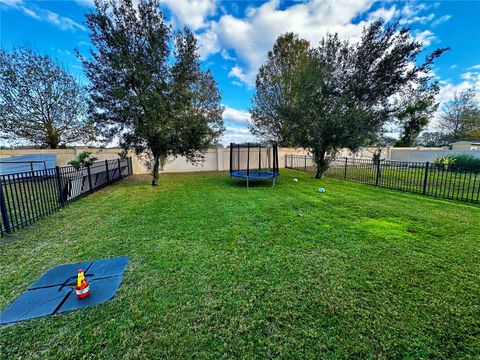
[0,257,128,325]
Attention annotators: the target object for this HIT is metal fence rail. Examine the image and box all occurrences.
[285,155,480,204]
[0,157,132,236]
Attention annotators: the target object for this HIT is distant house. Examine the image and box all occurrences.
[449,141,480,151]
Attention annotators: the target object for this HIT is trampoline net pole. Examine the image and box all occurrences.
[237,144,240,172]
[247,143,250,176]
[230,143,234,174]
[259,144,261,171]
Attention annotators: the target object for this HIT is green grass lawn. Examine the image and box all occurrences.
[1,170,479,358]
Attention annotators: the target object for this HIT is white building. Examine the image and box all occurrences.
[449,141,480,151]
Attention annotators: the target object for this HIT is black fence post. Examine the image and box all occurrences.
[375,159,382,187]
[86,164,93,193]
[0,178,12,234]
[117,158,122,179]
[304,155,307,170]
[55,166,65,206]
[344,157,348,180]
[105,160,110,184]
[423,161,430,195]
[128,157,133,175]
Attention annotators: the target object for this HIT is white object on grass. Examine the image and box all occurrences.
[318,187,326,193]
[293,178,298,182]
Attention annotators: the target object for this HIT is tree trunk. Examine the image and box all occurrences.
[314,149,328,179]
[45,120,60,149]
[151,154,160,186]
[151,153,167,186]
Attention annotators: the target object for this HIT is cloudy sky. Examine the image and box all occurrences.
[1,0,479,144]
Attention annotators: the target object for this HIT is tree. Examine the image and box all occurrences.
[250,33,310,145]
[80,0,224,185]
[0,46,91,148]
[395,83,440,147]
[416,131,448,147]
[438,88,480,141]
[251,21,447,178]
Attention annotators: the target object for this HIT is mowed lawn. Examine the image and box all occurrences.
[1,170,479,359]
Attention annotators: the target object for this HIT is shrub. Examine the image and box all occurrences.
[434,154,480,171]
[450,155,480,170]
[68,151,98,170]
[434,155,456,170]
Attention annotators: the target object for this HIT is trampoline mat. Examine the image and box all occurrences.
[230,170,279,179]
[1,257,128,325]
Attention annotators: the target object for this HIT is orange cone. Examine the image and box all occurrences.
[75,269,90,299]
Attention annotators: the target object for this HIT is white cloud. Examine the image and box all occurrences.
[367,6,397,22]
[197,0,386,87]
[44,10,86,31]
[413,29,436,47]
[400,13,435,25]
[221,106,258,144]
[431,14,452,27]
[1,0,22,6]
[222,127,257,145]
[222,106,251,126]
[431,69,480,129]
[468,64,480,70]
[18,5,40,19]
[2,0,86,31]
[196,28,220,59]
[228,66,256,89]
[196,0,445,87]
[161,0,217,30]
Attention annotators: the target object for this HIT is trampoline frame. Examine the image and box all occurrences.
[229,143,279,187]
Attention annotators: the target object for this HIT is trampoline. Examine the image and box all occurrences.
[230,143,279,187]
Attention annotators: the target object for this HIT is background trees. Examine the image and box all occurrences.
[250,20,447,177]
[0,46,91,149]
[438,88,480,141]
[80,0,224,185]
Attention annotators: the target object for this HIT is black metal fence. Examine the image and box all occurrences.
[285,155,480,204]
[0,157,132,236]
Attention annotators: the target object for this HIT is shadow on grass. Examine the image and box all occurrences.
[226,176,280,188]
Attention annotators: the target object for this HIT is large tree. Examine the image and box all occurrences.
[395,83,440,147]
[251,21,447,178]
[80,0,224,185]
[0,46,91,148]
[438,88,480,141]
[250,33,310,145]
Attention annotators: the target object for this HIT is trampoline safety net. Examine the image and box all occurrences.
[229,143,279,185]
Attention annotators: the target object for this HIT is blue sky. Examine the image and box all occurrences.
[1,0,480,145]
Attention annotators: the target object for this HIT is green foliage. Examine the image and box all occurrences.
[416,131,448,147]
[434,155,456,170]
[80,0,224,185]
[446,154,480,170]
[1,171,479,358]
[395,83,440,147]
[250,33,310,145]
[0,46,92,149]
[67,151,98,169]
[250,20,447,178]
